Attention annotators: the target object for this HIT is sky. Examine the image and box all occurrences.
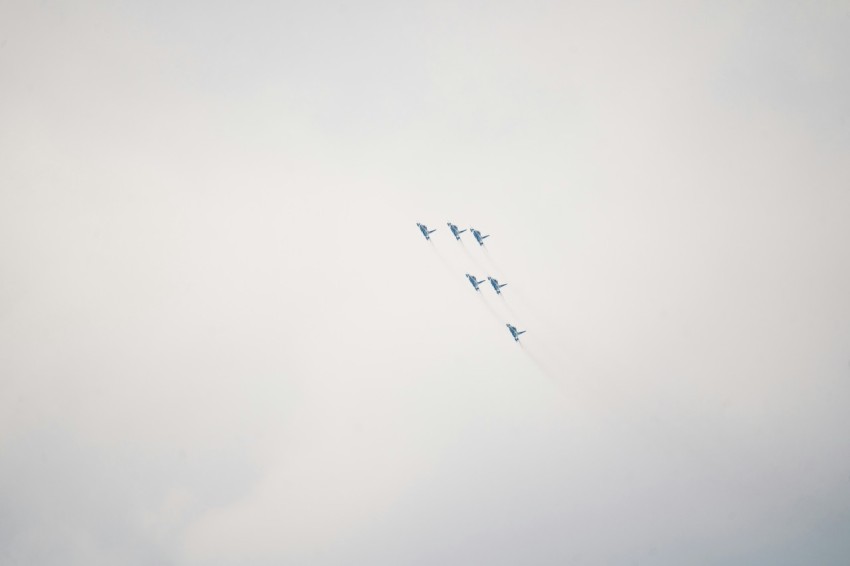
[1,0,850,564]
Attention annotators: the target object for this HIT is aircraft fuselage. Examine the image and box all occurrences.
[506,323,525,341]
[417,223,435,240]
[448,222,466,240]
[470,228,489,246]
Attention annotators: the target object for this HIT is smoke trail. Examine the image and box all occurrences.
[481,245,507,276]
[477,292,503,324]
[505,284,558,333]
[517,340,572,399]
[428,241,455,277]
[431,229,587,400]
[459,241,488,274]
[498,294,522,323]
[524,332,611,402]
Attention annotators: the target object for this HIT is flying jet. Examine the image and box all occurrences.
[416,223,437,240]
[506,323,526,342]
[470,227,489,246]
[487,276,507,294]
[447,222,467,240]
[465,273,485,291]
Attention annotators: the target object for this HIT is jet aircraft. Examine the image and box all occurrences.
[487,276,507,294]
[447,222,467,240]
[506,323,526,342]
[416,223,437,240]
[465,273,485,291]
[470,227,489,246]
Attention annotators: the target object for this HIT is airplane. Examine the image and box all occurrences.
[487,276,507,294]
[416,223,437,240]
[465,273,485,291]
[506,323,526,342]
[470,227,489,246]
[447,222,467,240]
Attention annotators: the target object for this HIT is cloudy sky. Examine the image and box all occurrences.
[1,1,849,564]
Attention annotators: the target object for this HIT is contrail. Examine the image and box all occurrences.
[459,241,488,273]
[477,292,503,324]
[519,340,570,397]
[431,229,585,400]
[524,333,610,401]
[506,285,557,330]
[498,294,521,322]
[481,245,507,275]
[520,340,551,374]
[429,241,455,277]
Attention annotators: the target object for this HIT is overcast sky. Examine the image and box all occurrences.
[2,1,850,564]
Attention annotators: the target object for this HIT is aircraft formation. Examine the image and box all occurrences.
[417,222,526,343]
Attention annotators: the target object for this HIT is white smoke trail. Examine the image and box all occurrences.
[428,240,456,277]
[519,339,567,393]
[480,245,507,277]
[459,241,488,275]
[498,294,522,324]
[477,292,503,324]
[431,227,593,400]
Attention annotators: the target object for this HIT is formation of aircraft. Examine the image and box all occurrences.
[418,221,527,343]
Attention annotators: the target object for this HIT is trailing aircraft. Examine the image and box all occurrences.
[416,223,437,240]
[506,323,526,342]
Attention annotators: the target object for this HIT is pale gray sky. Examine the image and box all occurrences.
[1,1,849,564]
